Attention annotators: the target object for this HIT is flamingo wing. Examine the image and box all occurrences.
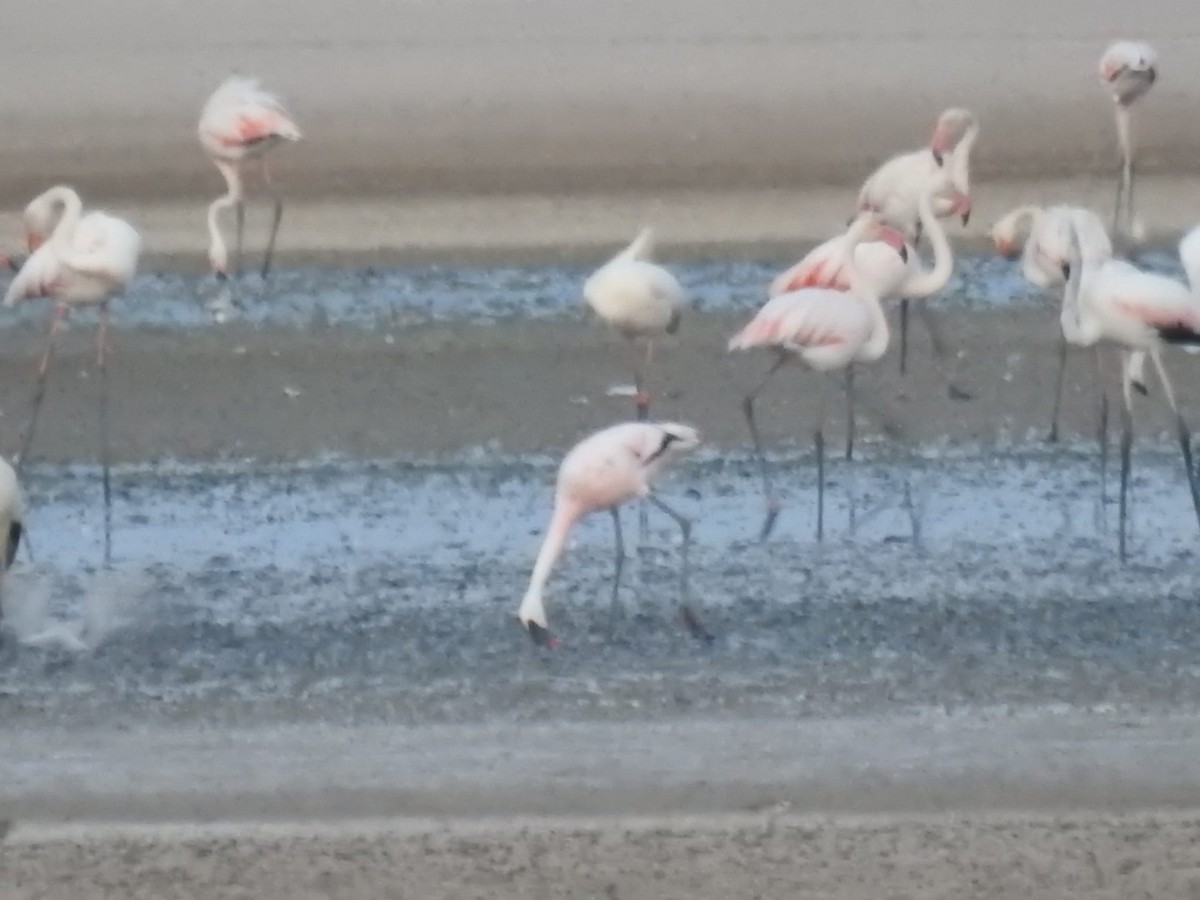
[729,288,869,354]
[770,235,850,296]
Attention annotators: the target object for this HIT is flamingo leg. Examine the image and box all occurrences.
[1117,360,1134,562]
[1047,335,1069,443]
[16,303,68,474]
[607,506,626,635]
[1147,350,1200,533]
[816,376,826,542]
[843,366,855,461]
[916,304,971,400]
[1095,348,1109,508]
[634,342,652,548]
[740,354,788,541]
[235,198,245,281]
[98,302,113,568]
[898,299,910,375]
[646,492,711,643]
[260,157,284,280]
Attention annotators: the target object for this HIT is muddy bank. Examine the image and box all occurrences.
[0,306,1194,466]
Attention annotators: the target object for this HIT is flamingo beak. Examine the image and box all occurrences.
[26,232,43,253]
[1061,262,1071,281]
[526,621,560,649]
[931,148,944,167]
[877,225,909,263]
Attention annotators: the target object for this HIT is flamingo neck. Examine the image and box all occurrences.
[841,220,890,362]
[611,227,655,265]
[207,161,242,273]
[518,499,582,627]
[948,124,979,190]
[902,189,954,298]
[44,187,84,250]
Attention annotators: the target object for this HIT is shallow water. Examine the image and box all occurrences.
[0,249,1183,331]
[3,443,1199,728]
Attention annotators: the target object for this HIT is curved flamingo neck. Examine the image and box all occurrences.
[840,218,890,361]
[519,499,583,624]
[902,189,954,298]
[42,186,84,249]
[949,123,979,190]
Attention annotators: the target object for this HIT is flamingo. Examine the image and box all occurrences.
[1062,220,1200,560]
[198,76,301,288]
[990,203,1145,499]
[728,212,909,541]
[773,180,969,452]
[516,421,706,647]
[856,108,977,372]
[3,185,141,566]
[1098,41,1157,243]
[583,227,685,421]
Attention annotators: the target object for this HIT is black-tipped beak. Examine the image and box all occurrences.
[1133,379,1149,397]
[526,621,558,649]
[1061,263,1071,281]
[961,211,971,227]
[899,244,909,263]
[1148,67,1157,84]
[4,254,24,273]
[932,149,944,166]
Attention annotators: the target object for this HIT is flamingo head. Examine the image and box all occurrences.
[993,234,1019,260]
[866,216,910,264]
[517,591,559,649]
[929,108,976,165]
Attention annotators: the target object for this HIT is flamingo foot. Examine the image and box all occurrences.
[681,605,715,644]
[759,501,781,543]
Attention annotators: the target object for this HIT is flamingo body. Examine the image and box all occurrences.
[198,76,301,163]
[517,421,701,639]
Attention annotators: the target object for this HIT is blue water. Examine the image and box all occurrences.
[0,249,1183,331]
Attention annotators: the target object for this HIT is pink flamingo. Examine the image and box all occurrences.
[3,185,141,566]
[1062,220,1200,560]
[772,181,968,447]
[517,421,705,647]
[583,227,686,421]
[198,76,301,287]
[728,212,909,541]
[1098,41,1157,242]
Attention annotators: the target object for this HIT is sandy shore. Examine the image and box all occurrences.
[0,1,1197,263]
[6,714,1200,899]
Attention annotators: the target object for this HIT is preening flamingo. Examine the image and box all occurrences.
[856,108,977,372]
[1098,40,1157,243]
[991,202,1148,512]
[3,185,141,566]
[728,212,909,541]
[517,421,706,647]
[774,180,969,440]
[198,76,301,287]
[1062,220,1200,560]
[583,227,686,421]
[857,108,977,239]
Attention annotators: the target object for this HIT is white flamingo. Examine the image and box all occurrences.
[1098,40,1158,242]
[1062,219,1200,560]
[4,185,141,566]
[583,227,686,421]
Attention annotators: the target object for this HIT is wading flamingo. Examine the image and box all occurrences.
[729,212,909,541]
[1099,41,1157,243]
[3,185,141,567]
[1062,220,1200,561]
[583,227,686,421]
[198,76,301,287]
[774,180,969,446]
[991,203,1145,505]
[517,421,706,647]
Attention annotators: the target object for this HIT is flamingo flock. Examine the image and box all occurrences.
[0,43,1190,650]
